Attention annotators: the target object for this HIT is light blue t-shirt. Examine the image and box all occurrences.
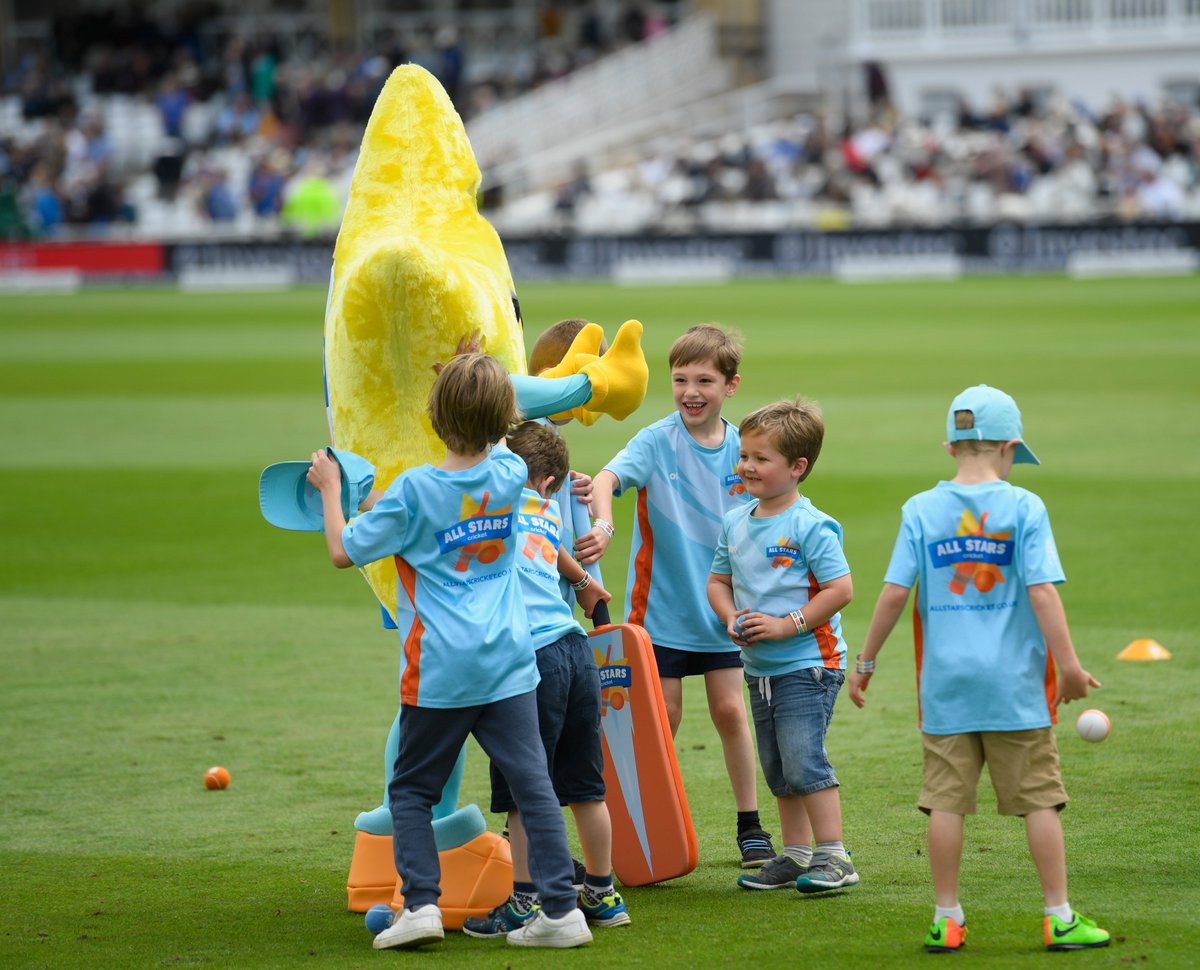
[712,497,851,677]
[605,411,751,652]
[340,447,539,709]
[516,486,587,649]
[884,479,1066,734]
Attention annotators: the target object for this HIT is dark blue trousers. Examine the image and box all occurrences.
[389,690,577,915]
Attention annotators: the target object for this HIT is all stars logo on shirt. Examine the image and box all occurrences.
[519,494,559,565]
[928,509,1013,595]
[765,535,801,569]
[436,490,514,571]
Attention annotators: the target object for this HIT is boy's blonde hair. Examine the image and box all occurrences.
[529,318,609,375]
[668,324,742,381]
[951,410,1003,457]
[740,399,824,482]
[428,353,518,454]
[506,421,570,490]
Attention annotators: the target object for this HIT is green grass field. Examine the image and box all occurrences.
[1,276,1198,968]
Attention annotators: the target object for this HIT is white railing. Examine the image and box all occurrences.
[856,0,1200,41]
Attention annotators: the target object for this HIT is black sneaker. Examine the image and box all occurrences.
[572,857,587,891]
[737,828,776,869]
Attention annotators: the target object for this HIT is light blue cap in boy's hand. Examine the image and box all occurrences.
[946,385,1040,465]
[259,447,376,531]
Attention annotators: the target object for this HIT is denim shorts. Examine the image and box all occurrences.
[745,666,844,797]
[491,631,605,812]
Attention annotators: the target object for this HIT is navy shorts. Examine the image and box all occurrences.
[653,643,744,679]
[491,632,605,812]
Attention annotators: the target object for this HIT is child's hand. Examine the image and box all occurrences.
[569,470,593,506]
[848,671,872,708]
[306,449,342,494]
[727,609,751,646]
[576,577,613,618]
[735,611,792,643]
[432,330,483,375]
[574,527,610,565]
[1055,664,1101,706]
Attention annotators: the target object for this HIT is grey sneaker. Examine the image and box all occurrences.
[795,852,859,893]
[737,854,807,890]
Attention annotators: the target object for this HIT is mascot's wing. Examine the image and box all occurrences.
[324,65,526,619]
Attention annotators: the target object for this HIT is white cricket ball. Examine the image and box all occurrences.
[1075,709,1110,743]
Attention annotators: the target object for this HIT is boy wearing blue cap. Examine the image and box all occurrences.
[307,353,591,951]
[848,385,1109,954]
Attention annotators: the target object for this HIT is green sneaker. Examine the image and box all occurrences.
[579,889,631,927]
[1044,912,1110,951]
[925,916,966,953]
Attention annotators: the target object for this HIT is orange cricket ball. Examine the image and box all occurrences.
[204,766,231,790]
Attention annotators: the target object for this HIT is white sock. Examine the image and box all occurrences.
[935,904,965,925]
[814,840,846,858]
[1045,903,1074,922]
[783,844,814,866]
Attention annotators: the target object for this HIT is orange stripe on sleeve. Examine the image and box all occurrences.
[395,556,425,705]
[628,488,653,628]
[808,571,842,669]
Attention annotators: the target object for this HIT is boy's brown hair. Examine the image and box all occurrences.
[506,421,570,491]
[529,318,609,375]
[668,324,742,381]
[428,353,519,455]
[740,399,824,482]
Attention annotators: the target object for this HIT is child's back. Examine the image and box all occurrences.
[889,477,1063,733]
[341,447,536,706]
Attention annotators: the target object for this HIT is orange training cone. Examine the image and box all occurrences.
[1117,638,1172,661]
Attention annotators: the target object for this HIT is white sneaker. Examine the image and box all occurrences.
[371,904,443,950]
[506,907,593,948]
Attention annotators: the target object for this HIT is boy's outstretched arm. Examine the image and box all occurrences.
[1028,582,1100,705]
[574,469,619,564]
[306,450,354,568]
[849,582,911,708]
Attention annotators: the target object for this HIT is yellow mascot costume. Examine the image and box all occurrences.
[322,65,647,927]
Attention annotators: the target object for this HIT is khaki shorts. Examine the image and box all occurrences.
[919,728,1068,817]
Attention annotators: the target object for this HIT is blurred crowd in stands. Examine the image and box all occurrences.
[520,89,1200,235]
[0,1,1197,240]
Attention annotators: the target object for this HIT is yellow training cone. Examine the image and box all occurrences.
[1117,639,1172,661]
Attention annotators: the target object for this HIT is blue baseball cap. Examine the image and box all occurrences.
[946,385,1040,465]
[259,447,376,531]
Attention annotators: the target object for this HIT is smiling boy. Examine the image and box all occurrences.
[707,399,859,894]
[575,324,772,867]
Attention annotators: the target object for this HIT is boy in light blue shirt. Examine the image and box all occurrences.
[577,324,772,867]
[707,400,859,895]
[307,354,591,951]
[848,384,1108,953]
[463,421,629,939]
